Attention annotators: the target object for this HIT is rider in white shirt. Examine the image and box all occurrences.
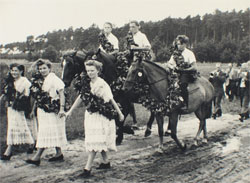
[99,22,119,56]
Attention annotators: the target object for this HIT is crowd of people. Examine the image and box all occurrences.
[0,20,249,178]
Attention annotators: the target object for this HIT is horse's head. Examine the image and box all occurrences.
[61,49,88,87]
[123,59,169,101]
[122,59,145,92]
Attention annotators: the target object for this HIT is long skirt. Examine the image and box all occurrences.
[84,111,117,152]
[36,108,67,148]
[7,107,34,145]
[26,117,38,141]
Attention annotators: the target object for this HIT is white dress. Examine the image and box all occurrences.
[7,77,34,145]
[84,77,117,152]
[36,73,67,148]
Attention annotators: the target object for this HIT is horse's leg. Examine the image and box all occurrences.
[115,118,124,145]
[169,112,186,151]
[144,112,155,137]
[129,103,139,130]
[164,118,171,136]
[116,100,133,145]
[155,114,164,151]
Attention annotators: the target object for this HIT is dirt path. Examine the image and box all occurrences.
[0,113,250,183]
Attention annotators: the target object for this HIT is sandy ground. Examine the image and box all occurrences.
[0,113,249,183]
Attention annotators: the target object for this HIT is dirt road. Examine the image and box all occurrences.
[0,113,249,183]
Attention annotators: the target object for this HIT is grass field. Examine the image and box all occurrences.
[0,59,241,155]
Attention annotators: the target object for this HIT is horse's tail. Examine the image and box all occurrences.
[205,100,213,119]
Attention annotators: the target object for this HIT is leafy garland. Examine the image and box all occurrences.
[98,31,114,53]
[172,48,192,70]
[78,72,118,120]
[30,72,68,114]
[132,70,184,116]
[2,74,30,112]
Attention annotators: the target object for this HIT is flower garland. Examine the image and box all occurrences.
[172,49,192,70]
[132,70,184,116]
[98,31,114,53]
[2,74,30,112]
[30,72,68,113]
[79,72,118,120]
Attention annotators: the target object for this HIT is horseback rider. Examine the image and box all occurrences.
[127,20,153,62]
[209,63,227,119]
[167,35,198,110]
[98,22,119,57]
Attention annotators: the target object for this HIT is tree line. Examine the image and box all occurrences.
[1,8,249,63]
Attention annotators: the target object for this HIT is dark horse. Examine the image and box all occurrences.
[61,49,155,144]
[123,59,214,150]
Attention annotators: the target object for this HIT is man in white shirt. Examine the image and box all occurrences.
[167,35,198,110]
[128,21,153,62]
[129,21,151,49]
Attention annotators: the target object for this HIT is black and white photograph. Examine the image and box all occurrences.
[0,0,249,182]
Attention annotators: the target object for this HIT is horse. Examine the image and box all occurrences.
[61,49,156,144]
[123,59,214,150]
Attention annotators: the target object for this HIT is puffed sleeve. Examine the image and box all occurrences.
[102,81,113,103]
[23,78,31,96]
[54,75,65,92]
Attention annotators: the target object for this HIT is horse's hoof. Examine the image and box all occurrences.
[144,129,151,137]
[193,140,198,146]
[202,138,208,144]
[156,146,164,153]
[164,130,171,136]
[181,144,187,151]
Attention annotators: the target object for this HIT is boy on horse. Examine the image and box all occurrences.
[167,35,198,110]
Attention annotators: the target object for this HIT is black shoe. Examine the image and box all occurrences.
[79,169,91,178]
[48,154,64,162]
[96,162,111,169]
[26,159,40,166]
[0,154,12,161]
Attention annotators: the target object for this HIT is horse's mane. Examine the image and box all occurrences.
[143,60,169,75]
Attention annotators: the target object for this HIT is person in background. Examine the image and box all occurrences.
[0,63,34,160]
[26,59,67,166]
[98,22,119,56]
[66,60,124,178]
[238,62,249,122]
[225,63,240,102]
[209,63,227,119]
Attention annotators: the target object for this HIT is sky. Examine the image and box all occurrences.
[0,0,249,45]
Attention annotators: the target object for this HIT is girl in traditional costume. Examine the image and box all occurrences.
[66,60,124,178]
[26,59,67,166]
[0,63,34,160]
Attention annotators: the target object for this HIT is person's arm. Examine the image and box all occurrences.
[58,89,66,118]
[65,95,83,119]
[110,98,124,121]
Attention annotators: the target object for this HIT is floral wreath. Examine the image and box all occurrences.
[77,72,118,120]
[30,72,68,113]
[98,31,114,53]
[132,70,183,116]
[2,74,30,112]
